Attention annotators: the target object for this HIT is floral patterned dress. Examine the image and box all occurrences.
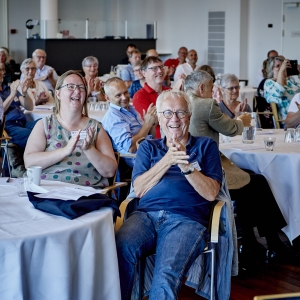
[264,77,300,120]
[41,115,109,188]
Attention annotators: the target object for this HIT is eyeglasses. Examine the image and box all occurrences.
[24,67,37,72]
[159,110,189,119]
[60,83,86,92]
[84,64,98,68]
[147,65,165,72]
[34,56,46,59]
[226,86,240,91]
[133,68,141,72]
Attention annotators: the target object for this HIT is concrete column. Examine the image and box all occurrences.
[40,0,58,39]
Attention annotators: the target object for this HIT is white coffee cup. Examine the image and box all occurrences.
[27,166,42,186]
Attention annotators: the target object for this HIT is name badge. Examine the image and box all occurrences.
[190,161,201,171]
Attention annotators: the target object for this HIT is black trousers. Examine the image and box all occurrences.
[229,169,286,238]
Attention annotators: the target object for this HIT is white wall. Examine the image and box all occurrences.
[6,0,285,85]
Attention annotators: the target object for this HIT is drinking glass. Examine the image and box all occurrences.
[242,127,256,144]
[17,175,32,197]
[284,128,295,143]
[294,128,300,144]
[264,137,276,151]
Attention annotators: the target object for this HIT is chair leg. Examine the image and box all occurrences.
[138,257,146,300]
[210,244,216,300]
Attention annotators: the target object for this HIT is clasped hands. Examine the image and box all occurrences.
[165,134,190,173]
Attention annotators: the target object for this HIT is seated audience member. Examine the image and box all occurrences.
[219,74,252,117]
[0,62,37,177]
[19,58,53,106]
[257,49,279,86]
[116,90,223,300]
[0,94,3,125]
[133,56,171,138]
[120,44,137,65]
[146,49,159,57]
[24,70,117,187]
[285,93,300,128]
[0,47,14,85]
[199,64,216,82]
[130,62,145,98]
[184,70,249,145]
[82,56,105,102]
[29,49,58,94]
[264,55,300,122]
[164,46,188,75]
[121,49,141,89]
[102,77,157,168]
[184,70,289,271]
[174,49,200,82]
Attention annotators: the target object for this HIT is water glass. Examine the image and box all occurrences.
[264,137,276,151]
[294,128,300,144]
[220,134,231,143]
[242,126,256,144]
[284,128,295,143]
[17,175,32,197]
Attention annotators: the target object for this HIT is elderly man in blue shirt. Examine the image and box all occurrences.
[115,90,222,300]
[102,77,157,168]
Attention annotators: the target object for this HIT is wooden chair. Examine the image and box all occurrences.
[254,292,300,299]
[115,170,230,300]
[253,96,276,129]
[0,116,13,177]
[270,102,285,129]
[101,152,128,199]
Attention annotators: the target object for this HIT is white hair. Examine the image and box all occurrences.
[156,90,192,113]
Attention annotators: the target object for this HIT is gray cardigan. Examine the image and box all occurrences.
[187,91,243,145]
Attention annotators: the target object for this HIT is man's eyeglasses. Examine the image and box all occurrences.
[24,67,37,72]
[147,65,165,72]
[159,110,189,119]
[34,56,46,59]
[226,86,240,91]
[133,68,141,72]
[60,84,86,92]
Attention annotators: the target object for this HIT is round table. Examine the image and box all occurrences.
[0,180,121,300]
[219,129,300,243]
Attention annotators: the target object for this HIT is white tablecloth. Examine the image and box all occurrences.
[219,129,300,243]
[25,107,107,123]
[238,86,256,111]
[0,180,121,300]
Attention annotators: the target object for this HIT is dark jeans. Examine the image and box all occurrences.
[5,119,39,148]
[116,210,208,300]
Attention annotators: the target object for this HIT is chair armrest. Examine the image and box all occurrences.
[115,197,134,231]
[101,182,128,194]
[210,201,225,243]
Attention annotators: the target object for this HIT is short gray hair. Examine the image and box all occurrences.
[82,56,99,68]
[220,74,239,88]
[156,90,192,114]
[184,70,213,92]
[20,58,36,71]
[104,77,124,96]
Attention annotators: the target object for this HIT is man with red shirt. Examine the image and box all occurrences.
[164,47,188,73]
[133,57,171,138]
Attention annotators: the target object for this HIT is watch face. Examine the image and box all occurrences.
[189,166,195,172]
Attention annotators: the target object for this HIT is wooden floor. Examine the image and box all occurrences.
[178,261,300,300]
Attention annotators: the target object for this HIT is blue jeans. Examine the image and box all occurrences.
[116,210,208,300]
[5,119,39,148]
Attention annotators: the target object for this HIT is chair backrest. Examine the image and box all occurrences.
[253,96,276,129]
[270,102,282,129]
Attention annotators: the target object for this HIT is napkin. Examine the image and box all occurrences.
[27,191,120,220]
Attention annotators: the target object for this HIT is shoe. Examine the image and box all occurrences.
[239,244,267,262]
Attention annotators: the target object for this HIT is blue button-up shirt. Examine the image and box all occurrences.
[102,103,145,167]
